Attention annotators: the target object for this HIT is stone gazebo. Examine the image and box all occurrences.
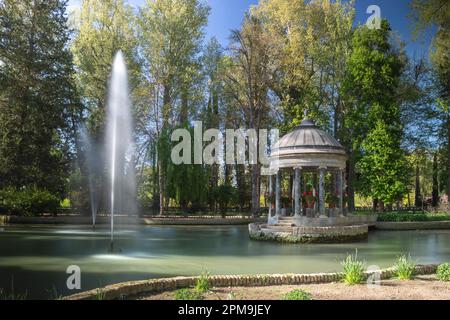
[249,119,375,243]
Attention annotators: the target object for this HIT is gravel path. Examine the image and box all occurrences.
[140,275,450,300]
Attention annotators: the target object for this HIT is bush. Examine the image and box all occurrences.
[282,289,312,300]
[0,187,60,216]
[174,288,204,300]
[210,185,236,215]
[341,252,366,285]
[377,213,450,222]
[394,255,416,280]
[195,271,211,293]
[436,263,450,282]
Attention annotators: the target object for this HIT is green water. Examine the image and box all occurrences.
[0,224,449,299]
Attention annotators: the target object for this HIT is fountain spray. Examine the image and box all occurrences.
[106,51,135,252]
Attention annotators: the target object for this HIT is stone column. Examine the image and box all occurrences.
[313,173,318,213]
[338,169,344,216]
[268,175,274,217]
[319,167,326,217]
[294,167,302,217]
[276,170,281,217]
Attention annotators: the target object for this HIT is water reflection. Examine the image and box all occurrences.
[0,225,449,299]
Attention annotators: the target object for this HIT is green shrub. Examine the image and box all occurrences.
[60,198,71,209]
[377,213,450,222]
[341,252,366,285]
[209,185,237,215]
[174,288,204,300]
[95,288,107,300]
[436,263,450,281]
[0,187,60,216]
[195,270,211,293]
[0,288,27,300]
[282,289,312,300]
[394,255,416,280]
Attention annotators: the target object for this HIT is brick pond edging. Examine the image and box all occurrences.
[64,264,439,300]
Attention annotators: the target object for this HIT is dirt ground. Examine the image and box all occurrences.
[139,275,450,300]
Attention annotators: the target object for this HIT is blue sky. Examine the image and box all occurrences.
[68,0,433,59]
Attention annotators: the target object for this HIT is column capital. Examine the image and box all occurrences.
[293,166,303,170]
[318,166,327,171]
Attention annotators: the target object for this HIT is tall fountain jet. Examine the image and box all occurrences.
[106,51,136,252]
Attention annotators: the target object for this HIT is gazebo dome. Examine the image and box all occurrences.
[270,119,347,170]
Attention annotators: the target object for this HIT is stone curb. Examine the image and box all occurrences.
[64,264,439,300]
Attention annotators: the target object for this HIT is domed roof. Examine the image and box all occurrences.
[274,119,345,152]
[270,119,347,170]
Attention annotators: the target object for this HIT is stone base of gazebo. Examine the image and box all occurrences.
[249,216,374,243]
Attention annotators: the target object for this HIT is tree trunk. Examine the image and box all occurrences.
[373,198,378,212]
[414,164,422,207]
[432,152,439,207]
[347,156,356,212]
[251,164,260,217]
[159,84,171,216]
[447,115,450,198]
[158,157,164,216]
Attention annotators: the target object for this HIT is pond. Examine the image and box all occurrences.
[0,224,449,299]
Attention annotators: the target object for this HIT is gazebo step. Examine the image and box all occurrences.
[275,222,295,227]
[264,226,295,232]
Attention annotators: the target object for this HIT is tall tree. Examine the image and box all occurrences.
[411,0,450,196]
[71,0,141,140]
[343,21,408,210]
[253,0,355,131]
[0,0,81,196]
[227,15,273,216]
[138,0,210,215]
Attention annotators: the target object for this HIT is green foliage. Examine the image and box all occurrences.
[0,288,27,300]
[0,0,81,196]
[342,21,408,207]
[67,170,90,212]
[357,120,409,205]
[174,288,204,300]
[377,213,450,222]
[60,199,71,209]
[71,0,141,138]
[95,288,107,300]
[210,185,237,214]
[195,270,211,293]
[394,255,416,280]
[0,187,60,216]
[436,263,450,281]
[341,252,366,285]
[282,289,312,301]
[325,193,339,207]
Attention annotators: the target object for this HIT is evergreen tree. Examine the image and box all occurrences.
[343,21,408,210]
[0,0,81,196]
